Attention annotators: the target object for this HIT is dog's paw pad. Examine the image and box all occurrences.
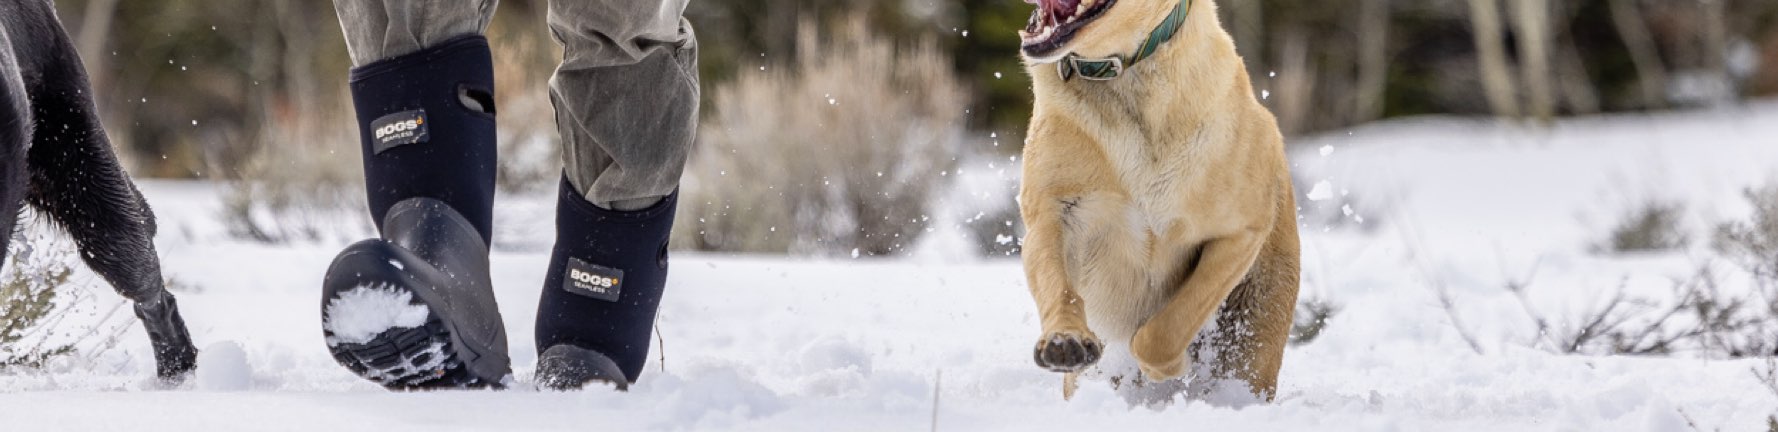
[1034,331,1102,372]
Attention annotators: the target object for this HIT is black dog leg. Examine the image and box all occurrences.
[24,99,198,380]
[21,49,197,381]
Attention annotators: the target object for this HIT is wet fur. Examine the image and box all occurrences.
[1019,0,1299,400]
[0,0,197,379]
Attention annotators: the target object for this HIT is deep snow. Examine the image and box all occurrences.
[3,102,1778,430]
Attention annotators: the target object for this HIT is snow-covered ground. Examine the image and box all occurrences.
[3,102,1778,430]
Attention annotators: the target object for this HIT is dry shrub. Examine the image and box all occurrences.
[678,15,966,256]
[1757,359,1778,431]
[1705,182,1778,357]
[1498,184,1778,358]
[0,228,77,369]
[211,2,362,244]
[1715,184,1778,278]
[1510,265,1778,358]
[1595,200,1690,254]
[218,93,365,243]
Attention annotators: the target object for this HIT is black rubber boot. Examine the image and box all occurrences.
[534,177,677,390]
[319,36,509,390]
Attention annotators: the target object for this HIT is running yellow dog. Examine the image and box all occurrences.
[1016,0,1300,400]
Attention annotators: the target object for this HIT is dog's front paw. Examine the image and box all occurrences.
[1131,325,1187,381]
[1034,330,1103,373]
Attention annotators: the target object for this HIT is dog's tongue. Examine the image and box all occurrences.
[1029,0,1081,25]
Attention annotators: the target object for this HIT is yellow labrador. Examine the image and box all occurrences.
[1016,0,1300,400]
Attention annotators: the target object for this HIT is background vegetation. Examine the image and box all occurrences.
[39,0,1778,255]
[52,0,1778,175]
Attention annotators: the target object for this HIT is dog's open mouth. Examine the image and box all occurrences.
[1019,0,1116,59]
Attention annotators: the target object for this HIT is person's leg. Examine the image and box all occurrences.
[320,0,511,389]
[534,0,698,390]
[548,0,698,210]
[333,0,496,67]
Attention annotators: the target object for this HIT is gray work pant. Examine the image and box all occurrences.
[333,0,698,210]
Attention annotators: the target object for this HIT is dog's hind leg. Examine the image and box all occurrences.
[1202,194,1300,401]
[24,93,198,380]
[21,33,197,379]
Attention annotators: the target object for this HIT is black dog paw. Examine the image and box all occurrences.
[1034,331,1103,372]
[153,343,200,381]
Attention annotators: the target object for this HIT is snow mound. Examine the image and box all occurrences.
[194,341,252,391]
[322,283,430,346]
[642,364,789,429]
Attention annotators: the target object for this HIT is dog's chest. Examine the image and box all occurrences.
[1067,195,1203,342]
[1063,175,1211,334]
[1103,132,1212,239]
[1061,126,1231,337]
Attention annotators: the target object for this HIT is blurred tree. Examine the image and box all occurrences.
[57,0,352,178]
[1468,0,1521,118]
[1510,0,1556,123]
[1355,0,1391,121]
[1610,0,1668,109]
